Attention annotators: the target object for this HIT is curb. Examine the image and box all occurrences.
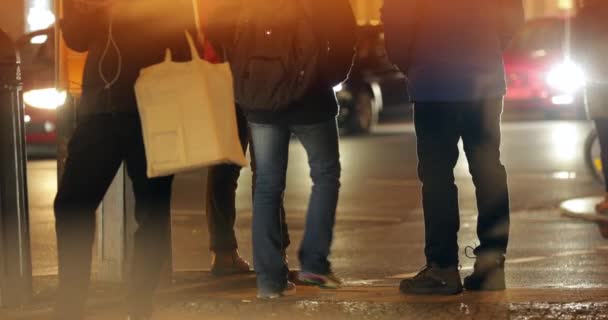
[3,273,608,320]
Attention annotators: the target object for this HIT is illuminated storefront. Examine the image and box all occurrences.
[524,0,576,18]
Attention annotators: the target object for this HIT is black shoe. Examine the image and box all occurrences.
[210,250,251,276]
[399,263,463,295]
[464,252,506,291]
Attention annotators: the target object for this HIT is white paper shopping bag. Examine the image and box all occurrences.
[135,32,247,178]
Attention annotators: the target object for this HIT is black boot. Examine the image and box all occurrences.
[399,263,463,295]
[464,254,506,291]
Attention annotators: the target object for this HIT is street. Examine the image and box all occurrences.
[2,0,604,318]
[25,118,608,290]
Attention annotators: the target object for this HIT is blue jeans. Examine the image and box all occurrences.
[249,119,341,292]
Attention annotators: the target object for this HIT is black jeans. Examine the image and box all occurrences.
[414,100,510,267]
[206,107,290,252]
[53,114,173,319]
[595,119,608,192]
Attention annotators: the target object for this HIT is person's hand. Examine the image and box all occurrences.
[70,0,115,13]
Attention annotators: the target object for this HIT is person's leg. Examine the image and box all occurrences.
[415,103,462,267]
[249,122,292,296]
[53,116,123,320]
[400,102,463,295]
[122,116,174,318]
[461,99,510,257]
[460,99,510,290]
[291,119,341,287]
[206,106,251,274]
[249,124,291,254]
[206,167,241,252]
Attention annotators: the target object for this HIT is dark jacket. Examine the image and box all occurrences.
[61,0,197,116]
[572,2,608,119]
[382,0,525,102]
[573,3,608,84]
[203,0,357,124]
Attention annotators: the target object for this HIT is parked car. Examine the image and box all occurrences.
[503,17,587,118]
[335,25,411,134]
[17,27,65,156]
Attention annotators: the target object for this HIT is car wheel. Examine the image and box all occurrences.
[348,90,378,135]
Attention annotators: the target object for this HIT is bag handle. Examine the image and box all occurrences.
[164,32,202,63]
[164,0,205,63]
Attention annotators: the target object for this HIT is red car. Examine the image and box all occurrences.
[17,28,64,156]
[504,17,587,118]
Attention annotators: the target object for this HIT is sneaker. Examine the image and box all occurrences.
[399,263,463,295]
[298,271,342,289]
[596,196,608,214]
[210,250,251,276]
[257,281,296,299]
[464,253,506,291]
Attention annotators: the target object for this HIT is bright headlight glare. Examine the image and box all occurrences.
[546,61,586,93]
[333,83,344,92]
[23,88,67,110]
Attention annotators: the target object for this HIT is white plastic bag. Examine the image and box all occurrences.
[135,32,247,178]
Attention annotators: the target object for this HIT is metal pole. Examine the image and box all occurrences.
[0,28,33,308]
[96,166,136,283]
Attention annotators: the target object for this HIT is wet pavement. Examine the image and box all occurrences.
[2,272,608,319]
[8,119,608,319]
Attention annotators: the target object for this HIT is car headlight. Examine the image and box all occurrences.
[546,61,586,93]
[23,88,67,110]
[333,83,344,93]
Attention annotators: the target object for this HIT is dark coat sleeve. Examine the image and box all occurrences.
[381,0,419,72]
[319,0,358,86]
[60,0,104,52]
[201,0,242,54]
[498,0,525,50]
[570,6,607,72]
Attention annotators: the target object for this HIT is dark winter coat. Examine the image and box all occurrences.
[573,3,608,119]
[61,0,197,116]
[382,0,525,102]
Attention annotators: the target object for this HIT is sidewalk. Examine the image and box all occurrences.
[2,272,608,320]
[561,196,608,238]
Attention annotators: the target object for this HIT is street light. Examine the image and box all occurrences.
[26,0,55,44]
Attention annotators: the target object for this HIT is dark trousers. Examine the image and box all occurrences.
[595,119,608,192]
[53,114,173,319]
[206,107,290,252]
[414,99,510,267]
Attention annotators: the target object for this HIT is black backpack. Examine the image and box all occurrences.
[227,1,322,112]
